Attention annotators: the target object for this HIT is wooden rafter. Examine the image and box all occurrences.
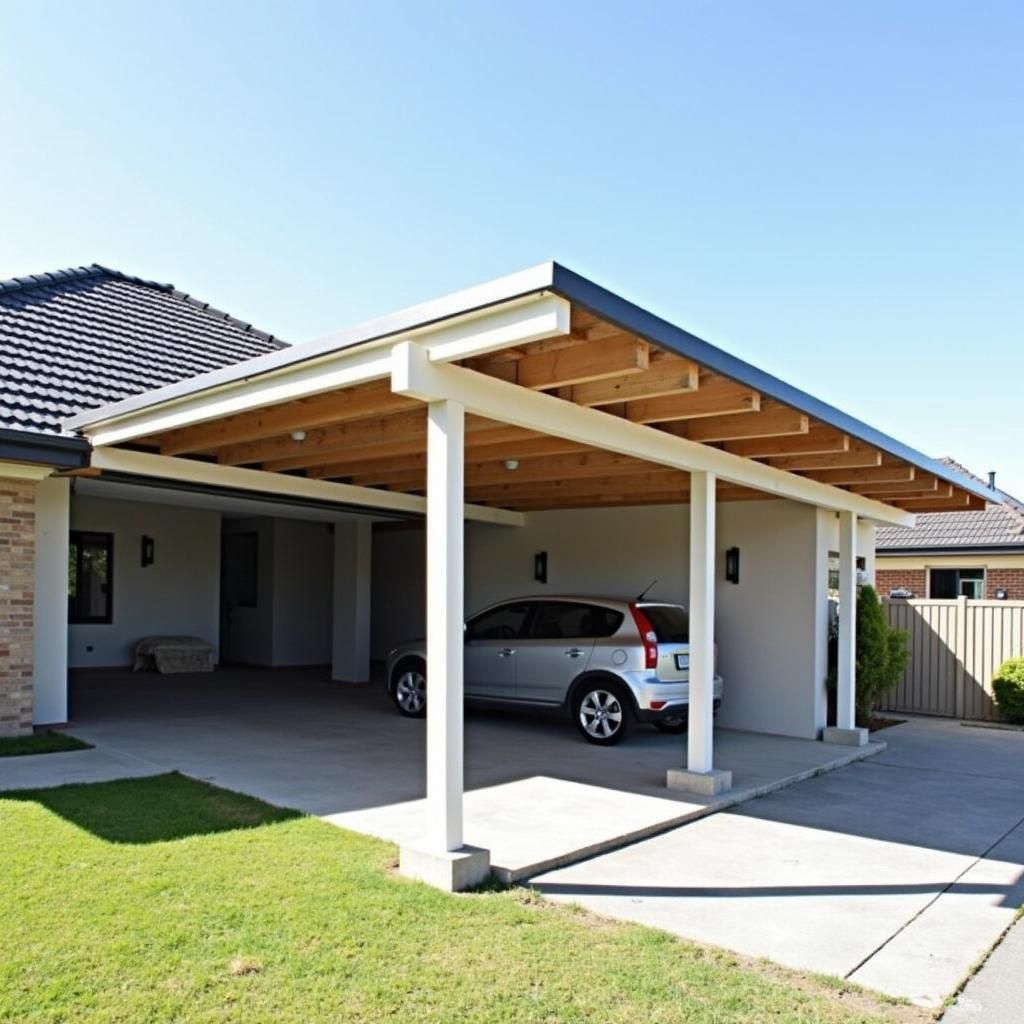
[661,403,809,443]
[568,352,699,407]
[625,376,760,424]
[801,464,914,485]
[724,425,848,459]
[769,445,883,471]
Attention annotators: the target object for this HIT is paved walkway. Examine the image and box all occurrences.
[942,914,1024,1023]
[533,717,1024,1008]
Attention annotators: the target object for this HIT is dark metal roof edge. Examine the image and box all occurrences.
[64,262,557,431]
[876,543,1024,555]
[0,428,91,469]
[548,263,995,504]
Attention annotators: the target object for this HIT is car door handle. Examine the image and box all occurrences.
[498,648,516,657]
[565,648,584,658]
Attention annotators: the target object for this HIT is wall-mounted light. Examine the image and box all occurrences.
[725,546,740,584]
[141,535,155,568]
[505,458,520,471]
[290,430,307,442]
[995,587,1009,600]
[534,551,548,584]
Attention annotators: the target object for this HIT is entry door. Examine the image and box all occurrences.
[463,601,534,700]
[514,601,597,705]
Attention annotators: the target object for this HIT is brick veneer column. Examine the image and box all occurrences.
[0,478,36,736]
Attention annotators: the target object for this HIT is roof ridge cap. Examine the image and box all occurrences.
[165,287,284,346]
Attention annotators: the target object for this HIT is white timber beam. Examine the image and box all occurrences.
[390,342,915,527]
[88,448,524,527]
[398,399,490,891]
[76,293,570,448]
[824,510,868,746]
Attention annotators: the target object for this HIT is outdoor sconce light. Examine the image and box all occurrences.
[995,587,1009,600]
[534,551,548,584]
[725,547,740,584]
[141,535,155,568]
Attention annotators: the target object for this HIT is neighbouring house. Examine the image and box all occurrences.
[876,460,1024,600]
[0,259,994,889]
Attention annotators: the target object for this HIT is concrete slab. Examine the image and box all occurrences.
[533,716,1024,1008]
[943,914,1024,1024]
[57,668,881,883]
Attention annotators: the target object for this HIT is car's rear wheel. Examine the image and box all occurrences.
[392,659,426,718]
[573,681,634,745]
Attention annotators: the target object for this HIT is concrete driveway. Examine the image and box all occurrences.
[532,717,1024,1008]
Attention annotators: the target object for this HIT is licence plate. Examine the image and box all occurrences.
[675,654,689,670]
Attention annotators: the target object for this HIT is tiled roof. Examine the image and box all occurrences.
[877,458,1024,551]
[0,264,287,436]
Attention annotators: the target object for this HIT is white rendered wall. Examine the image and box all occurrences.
[33,476,70,723]
[68,495,221,668]
[371,526,426,660]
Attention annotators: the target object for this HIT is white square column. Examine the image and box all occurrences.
[399,398,489,890]
[33,475,70,725]
[824,510,868,746]
[667,470,732,795]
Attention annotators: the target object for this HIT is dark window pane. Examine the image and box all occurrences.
[929,569,958,599]
[641,604,689,643]
[531,602,623,639]
[222,532,259,608]
[68,531,113,624]
[467,602,532,641]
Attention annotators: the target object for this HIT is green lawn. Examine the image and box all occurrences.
[0,773,920,1024]
[0,730,92,758]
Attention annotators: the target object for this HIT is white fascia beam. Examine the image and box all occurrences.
[391,341,915,527]
[0,461,54,482]
[81,293,570,448]
[88,448,524,527]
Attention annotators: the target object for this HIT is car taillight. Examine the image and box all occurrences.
[629,603,659,670]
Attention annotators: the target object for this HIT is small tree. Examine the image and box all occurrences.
[992,658,1024,724]
[827,585,910,725]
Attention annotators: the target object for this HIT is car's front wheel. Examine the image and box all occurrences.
[572,681,634,745]
[391,659,426,718]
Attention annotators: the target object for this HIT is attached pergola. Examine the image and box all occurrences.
[66,262,989,890]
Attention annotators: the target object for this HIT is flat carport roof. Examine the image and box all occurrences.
[60,262,995,889]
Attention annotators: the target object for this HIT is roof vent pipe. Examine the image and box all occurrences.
[989,471,997,491]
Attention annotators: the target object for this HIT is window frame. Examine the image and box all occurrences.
[465,601,536,643]
[68,530,114,625]
[927,566,986,600]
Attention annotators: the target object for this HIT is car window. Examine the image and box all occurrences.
[640,604,689,643]
[530,602,624,640]
[466,602,533,641]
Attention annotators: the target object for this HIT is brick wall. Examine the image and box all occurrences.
[0,479,35,737]
[876,568,927,598]
[986,568,1024,601]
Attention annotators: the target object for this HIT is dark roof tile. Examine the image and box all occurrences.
[0,264,287,436]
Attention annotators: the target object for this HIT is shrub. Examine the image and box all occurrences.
[992,658,1024,723]
[826,585,910,725]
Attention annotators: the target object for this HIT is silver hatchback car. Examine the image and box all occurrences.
[385,595,724,745]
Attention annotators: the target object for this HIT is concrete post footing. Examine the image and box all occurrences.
[666,767,733,796]
[399,844,491,892]
[822,726,870,747]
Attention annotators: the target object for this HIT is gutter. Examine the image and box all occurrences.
[0,428,91,470]
[877,544,1024,556]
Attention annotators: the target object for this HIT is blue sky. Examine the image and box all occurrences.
[2,2,1022,494]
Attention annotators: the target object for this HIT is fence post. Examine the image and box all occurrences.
[954,594,968,719]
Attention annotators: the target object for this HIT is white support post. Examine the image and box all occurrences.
[399,398,490,890]
[824,510,868,745]
[667,471,732,795]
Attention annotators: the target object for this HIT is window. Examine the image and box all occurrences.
[530,602,624,640]
[827,553,867,592]
[68,531,113,624]
[466,602,533,641]
[929,567,985,599]
[640,604,689,643]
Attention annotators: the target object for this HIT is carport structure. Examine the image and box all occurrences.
[65,263,990,889]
